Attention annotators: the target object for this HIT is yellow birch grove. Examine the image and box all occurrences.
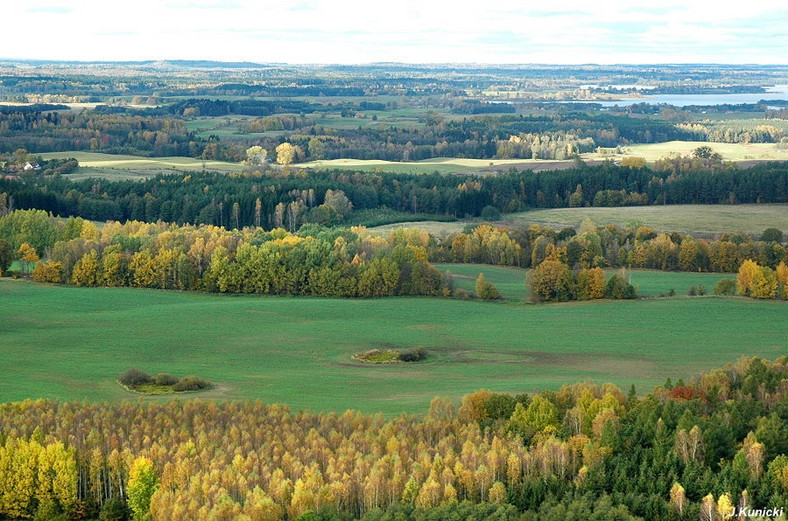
[0,356,783,520]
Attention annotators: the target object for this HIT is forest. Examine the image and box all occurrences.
[0,357,784,520]
[1,160,786,227]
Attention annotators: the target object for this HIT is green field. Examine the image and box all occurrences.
[501,204,788,236]
[373,204,788,237]
[436,263,531,301]
[435,264,731,300]
[1,279,784,415]
[39,151,245,180]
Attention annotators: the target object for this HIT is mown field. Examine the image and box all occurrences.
[373,204,788,237]
[300,157,586,175]
[1,279,784,416]
[501,204,788,236]
[39,151,245,180]
[586,140,788,162]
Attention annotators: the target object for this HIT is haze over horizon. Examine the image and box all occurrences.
[3,0,787,65]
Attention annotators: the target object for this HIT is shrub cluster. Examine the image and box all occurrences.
[398,347,427,362]
[118,368,210,393]
[353,348,428,363]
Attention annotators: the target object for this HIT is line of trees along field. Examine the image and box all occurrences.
[1,210,786,301]
[0,357,784,520]
[2,161,787,226]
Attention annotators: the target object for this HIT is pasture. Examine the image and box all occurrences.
[1,279,783,416]
[501,204,788,237]
[434,264,732,301]
[372,204,788,238]
[39,151,245,180]
[300,157,586,175]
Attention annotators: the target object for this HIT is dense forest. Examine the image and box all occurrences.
[0,357,785,520]
[2,161,786,228]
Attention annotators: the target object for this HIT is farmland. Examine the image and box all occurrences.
[586,140,788,162]
[371,204,788,238]
[1,279,784,416]
[38,151,244,180]
[435,264,732,300]
[500,204,788,236]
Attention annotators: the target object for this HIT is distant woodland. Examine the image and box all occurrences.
[1,106,784,161]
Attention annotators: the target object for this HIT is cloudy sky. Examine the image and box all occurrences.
[4,0,787,64]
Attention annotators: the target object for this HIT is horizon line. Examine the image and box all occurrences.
[2,58,788,68]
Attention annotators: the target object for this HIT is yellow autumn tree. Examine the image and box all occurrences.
[576,267,605,300]
[31,261,63,283]
[127,457,158,521]
[275,142,296,166]
[736,259,760,296]
[777,261,788,299]
[18,242,38,275]
[71,250,101,286]
[669,482,686,516]
[750,266,777,299]
[488,481,507,503]
[717,493,735,519]
[0,437,39,518]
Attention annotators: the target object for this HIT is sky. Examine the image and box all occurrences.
[3,0,787,64]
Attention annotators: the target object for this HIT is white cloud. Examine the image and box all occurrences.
[2,0,785,64]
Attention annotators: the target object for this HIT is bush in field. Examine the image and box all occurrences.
[475,273,501,300]
[154,373,179,386]
[399,348,427,362]
[118,368,152,387]
[480,205,501,221]
[605,274,637,299]
[173,376,210,392]
[714,278,736,295]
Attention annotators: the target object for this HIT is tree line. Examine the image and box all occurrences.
[2,161,787,227]
[433,222,787,273]
[0,210,445,298]
[2,210,786,301]
[0,357,784,520]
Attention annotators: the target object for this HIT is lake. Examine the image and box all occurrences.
[593,86,788,107]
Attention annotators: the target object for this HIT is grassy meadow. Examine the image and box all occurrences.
[1,279,784,416]
[435,264,732,301]
[39,151,245,180]
[372,204,788,238]
[501,204,788,236]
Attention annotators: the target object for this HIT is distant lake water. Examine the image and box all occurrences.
[592,86,788,107]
